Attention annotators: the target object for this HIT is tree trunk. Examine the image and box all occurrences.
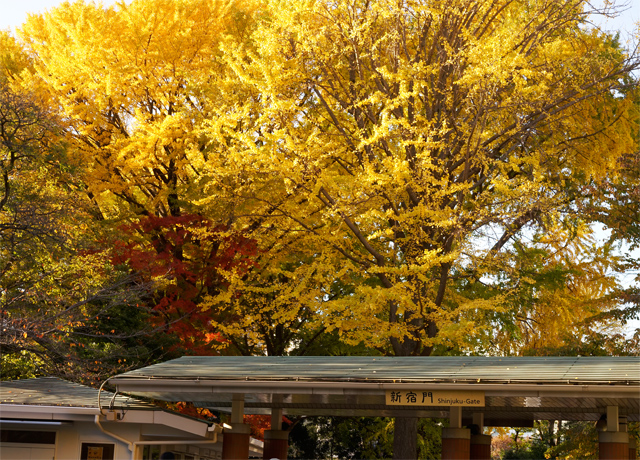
[393,417,418,460]
[390,314,437,459]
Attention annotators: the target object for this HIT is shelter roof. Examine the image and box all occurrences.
[109,356,640,426]
[0,377,152,410]
[112,356,639,385]
[0,377,222,442]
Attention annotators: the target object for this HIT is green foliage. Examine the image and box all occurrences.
[0,350,45,380]
[0,43,181,383]
[70,302,183,385]
[546,422,599,460]
[454,218,637,355]
[288,417,443,459]
[496,420,640,460]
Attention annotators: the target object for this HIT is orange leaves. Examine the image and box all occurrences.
[174,401,216,421]
[243,414,293,440]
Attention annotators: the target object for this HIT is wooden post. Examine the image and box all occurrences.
[443,410,469,460]
[222,394,251,460]
[470,434,491,460]
[263,400,288,460]
[263,430,289,460]
[598,408,629,460]
[442,428,471,460]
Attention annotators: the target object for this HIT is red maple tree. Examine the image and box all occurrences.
[112,214,258,353]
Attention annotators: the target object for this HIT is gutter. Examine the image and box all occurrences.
[131,428,221,449]
[129,427,264,458]
[0,405,99,417]
[110,378,640,397]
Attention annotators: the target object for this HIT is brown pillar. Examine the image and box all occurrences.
[442,427,471,460]
[629,437,637,460]
[222,422,251,460]
[599,431,630,460]
[263,429,289,460]
[470,434,491,460]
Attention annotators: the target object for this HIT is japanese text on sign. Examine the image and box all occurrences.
[385,390,485,407]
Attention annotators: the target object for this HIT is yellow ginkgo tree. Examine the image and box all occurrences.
[17,0,283,353]
[18,0,639,365]
[204,0,639,358]
[0,30,165,383]
[19,0,258,220]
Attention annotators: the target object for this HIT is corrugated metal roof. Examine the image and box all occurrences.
[107,356,640,424]
[0,377,152,410]
[115,356,640,384]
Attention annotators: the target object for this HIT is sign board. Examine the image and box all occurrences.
[87,447,104,460]
[385,389,485,407]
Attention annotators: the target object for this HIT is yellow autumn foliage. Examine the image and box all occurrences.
[19,0,260,218]
[202,0,638,354]
[16,0,639,356]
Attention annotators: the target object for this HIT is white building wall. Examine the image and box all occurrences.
[56,421,131,459]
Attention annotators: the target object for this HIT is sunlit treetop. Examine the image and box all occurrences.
[18,0,260,218]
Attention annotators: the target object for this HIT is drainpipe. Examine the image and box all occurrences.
[94,414,135,460]
[96,378,223,459]
[96,378,135,459]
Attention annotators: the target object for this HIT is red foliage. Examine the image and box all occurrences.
[111,214,258,353]
[244,414,271,440]
[173,402,216,421]
[243,414,293,441]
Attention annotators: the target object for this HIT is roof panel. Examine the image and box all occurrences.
[114,356,640,384]
[0,377,151,410]
[108,356,640,423]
